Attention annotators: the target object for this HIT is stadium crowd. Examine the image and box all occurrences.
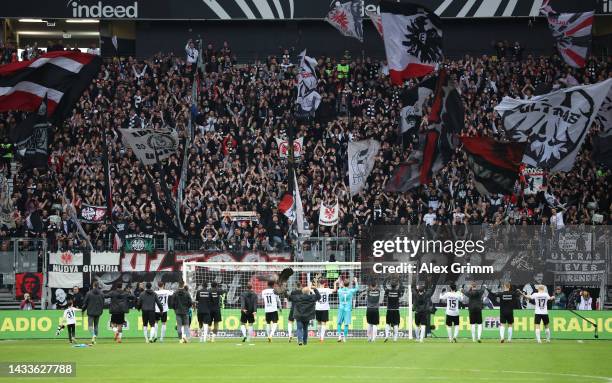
[0,40,610,252]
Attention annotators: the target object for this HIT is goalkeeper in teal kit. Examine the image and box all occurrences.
[336,277,359,342]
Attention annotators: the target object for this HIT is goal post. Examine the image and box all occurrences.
[182,261,414,339]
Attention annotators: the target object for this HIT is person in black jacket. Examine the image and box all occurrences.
[172,282,193,343]
[136,282,163,343]
[463,282,486,343]
[289,285,320,346]
[384,280,404,343]
[207,282,225,342]
[240,283,258,342]
[413,283,434,343]
[82,281,104,344]
[106,283,131,343]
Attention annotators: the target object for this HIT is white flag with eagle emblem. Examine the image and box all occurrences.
[319,201,339,226]
[380,0,442,85]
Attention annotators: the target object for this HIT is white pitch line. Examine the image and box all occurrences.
[77,363,612,382]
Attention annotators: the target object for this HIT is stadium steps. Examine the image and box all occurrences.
[0,289,21,310]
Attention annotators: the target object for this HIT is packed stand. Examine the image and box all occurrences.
[0,40,610,253]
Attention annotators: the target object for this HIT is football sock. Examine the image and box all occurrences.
[508,327,513,341]
[545,328,550,341]
[271,323,277,337]
[241,325,247,338]
[535,329,541,342]
[477,324,482,340]
[453,325,459,339]
[500,326,505,340]
[471,324,476,341]
[419,325,425,341]
[447,327,452,339]
[385,324,390,339]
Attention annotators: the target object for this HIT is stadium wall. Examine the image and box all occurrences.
[1,309,610,340]
[134,18,557,60]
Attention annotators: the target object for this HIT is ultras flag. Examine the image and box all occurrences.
[380,0,442,85]
[495,78,612,172]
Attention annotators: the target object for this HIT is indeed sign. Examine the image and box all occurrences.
[69,1,138,18]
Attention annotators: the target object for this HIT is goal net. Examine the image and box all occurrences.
[183,261,413,339]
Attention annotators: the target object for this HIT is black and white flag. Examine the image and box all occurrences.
[119,128,179,165]
[10,98,50,169]
[348,139,380,195]
[325,0,363,42]
[495,79,612,172]
[296,49,321,113]
[399,76,436,135]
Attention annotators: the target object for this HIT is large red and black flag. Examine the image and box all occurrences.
[386,70,463,192]
[0,51,101,122]
[380,0,442,85]
[461,136,526,197]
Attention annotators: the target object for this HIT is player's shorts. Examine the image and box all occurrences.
[210,309,222,323]
[240,311,255,324]
[110,313,125,325]
[534,314,550,326]
[315,310,329,322]
[288,307,294,322]
[366,308,380,325]
[142,310,156,327]
[337,309,352,325]
[197,312,212,326]
[445,315,459,326]
[469,309,483,324]
[500,311,514,325]
[155,311,168,323]
[414,311,428,326]
[265,311,279,323]
[386,310,401,326]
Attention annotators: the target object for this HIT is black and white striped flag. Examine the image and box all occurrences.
[0,51,101,123]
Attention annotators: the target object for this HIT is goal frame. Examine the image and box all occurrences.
[182,261,414,339]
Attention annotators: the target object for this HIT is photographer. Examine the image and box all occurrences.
[19,293,35,310]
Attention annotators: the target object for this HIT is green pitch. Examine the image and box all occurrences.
[0,338,610,383]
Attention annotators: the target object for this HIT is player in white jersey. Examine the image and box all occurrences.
[261,280,282,342]
[56,300,81,343]
[439,284,463,343]
[521,285,554,343]
[313,279,337,343]
[153,282,173,342]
